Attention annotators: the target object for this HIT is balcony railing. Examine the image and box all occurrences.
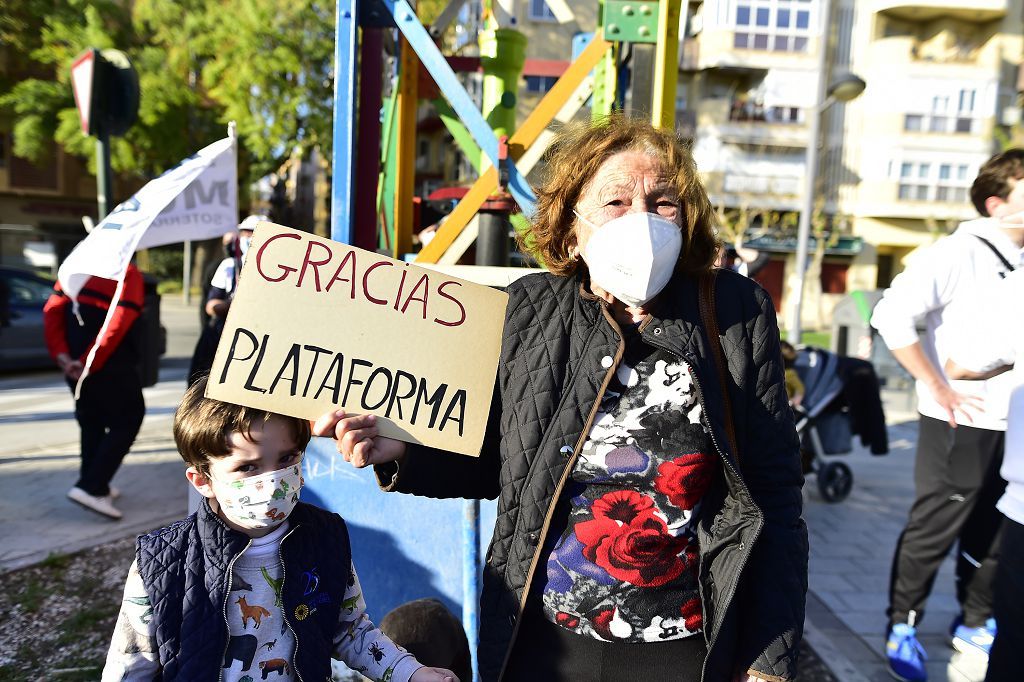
[903,113,981,135]
[875,0,1007,23]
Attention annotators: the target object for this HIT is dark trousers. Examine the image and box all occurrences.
[888,416,1005,628]
[985,517,1024,682]
[67,368,145,497]
[504,597,707,682]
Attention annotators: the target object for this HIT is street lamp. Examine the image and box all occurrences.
[788,68,866,344]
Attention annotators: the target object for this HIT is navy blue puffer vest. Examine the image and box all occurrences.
[136,500,351,681]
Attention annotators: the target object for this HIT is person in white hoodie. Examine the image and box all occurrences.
[944,263,1024,682]
[870,149,1024,682]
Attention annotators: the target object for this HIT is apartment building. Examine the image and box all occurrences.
[680,0,1023,327]
[832,0,1023,290]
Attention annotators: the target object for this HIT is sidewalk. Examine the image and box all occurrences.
[0,296,198,571]
[801,387,988,682]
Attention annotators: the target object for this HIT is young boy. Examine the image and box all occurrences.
[103,377,459,682]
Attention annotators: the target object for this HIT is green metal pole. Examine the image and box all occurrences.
[479,27,527,143]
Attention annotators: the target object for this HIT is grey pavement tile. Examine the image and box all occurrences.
[833,611,887,637]
[808,572,857,592]
[835,590,888,613]
[809,556,863,573]
[821,632,883,663]
[839,571,891,593]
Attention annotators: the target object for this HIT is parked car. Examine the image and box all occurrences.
[0,265,56,370]
[0,266,168,378]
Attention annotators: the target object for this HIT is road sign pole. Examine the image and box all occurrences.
[96,128,113,220]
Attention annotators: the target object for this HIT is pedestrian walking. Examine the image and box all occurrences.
[188,214,264,385]
[315,115,806,682]
[871,149,1024,681]
[43,263,146,520]
[945,263,1024,682]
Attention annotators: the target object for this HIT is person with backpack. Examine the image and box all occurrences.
[43,263,146,520]
[871,149,1024,681]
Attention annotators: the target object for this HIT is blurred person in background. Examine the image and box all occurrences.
[871,150,1024,681]
[43,264,146,520]
[187,214,265,385]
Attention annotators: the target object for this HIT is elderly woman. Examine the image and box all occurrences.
[315,116,807,682]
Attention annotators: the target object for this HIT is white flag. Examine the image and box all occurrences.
[58,133,237,395]
[58,134,238,300]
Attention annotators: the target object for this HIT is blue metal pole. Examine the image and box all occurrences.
[463,499,481,682]
[331,0,359,244]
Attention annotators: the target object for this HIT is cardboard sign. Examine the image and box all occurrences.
[207,223,508,457]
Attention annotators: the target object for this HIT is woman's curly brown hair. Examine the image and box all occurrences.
[518,114,719,277]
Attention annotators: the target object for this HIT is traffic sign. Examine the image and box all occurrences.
[70,49,98,135]
[69,48,139,138]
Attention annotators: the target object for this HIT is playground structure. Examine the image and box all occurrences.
[311,2,691,679]
[331,0,686,262]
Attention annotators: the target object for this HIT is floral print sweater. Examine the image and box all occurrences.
[540,329,718,643]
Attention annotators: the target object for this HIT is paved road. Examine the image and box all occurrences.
[0,296,996,680]
[0,295,200,570]
[801,396,988,682]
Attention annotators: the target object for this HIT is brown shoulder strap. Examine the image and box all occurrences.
[698,270,740,465]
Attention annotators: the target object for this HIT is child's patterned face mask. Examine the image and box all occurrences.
[211,464,303,530]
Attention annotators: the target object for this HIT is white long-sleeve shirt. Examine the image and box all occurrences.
[103,521,422,682]
[946,269,1024,524]
[870,218,1024,431]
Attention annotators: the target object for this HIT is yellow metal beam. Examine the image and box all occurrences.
[415,32,611,264]
[507,32,611,157]
[393,36,418,259]
[652,0,682,130]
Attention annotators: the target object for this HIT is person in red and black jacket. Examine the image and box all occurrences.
[43,264,146,520]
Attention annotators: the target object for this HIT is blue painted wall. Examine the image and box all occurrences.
[301,437,498,621]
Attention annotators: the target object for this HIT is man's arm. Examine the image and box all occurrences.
[870,243,980,426]
[944,359,1013,381]
[889,342,980,426]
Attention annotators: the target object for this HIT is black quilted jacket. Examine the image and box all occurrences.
[377,269,807,681]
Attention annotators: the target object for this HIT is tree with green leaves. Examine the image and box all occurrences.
[0,0,336,190]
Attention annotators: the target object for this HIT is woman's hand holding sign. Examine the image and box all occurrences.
[313,410,406,468]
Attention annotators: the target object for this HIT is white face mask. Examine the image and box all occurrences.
[574,210,683,308]
[210,464,303,530]
[238,235,253,259]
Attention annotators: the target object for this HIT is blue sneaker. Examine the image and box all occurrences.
[887,623,928,681]
[952,618,996,658]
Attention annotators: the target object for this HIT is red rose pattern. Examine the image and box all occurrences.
[653,451,718,510]
[576,490,691,588]
[540,351,713,643]
[680,597,703,631]
[555,611,580,629]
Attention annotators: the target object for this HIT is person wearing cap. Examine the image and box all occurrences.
[187,214,265,385]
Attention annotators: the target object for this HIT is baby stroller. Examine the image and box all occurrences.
[792,346,889,503]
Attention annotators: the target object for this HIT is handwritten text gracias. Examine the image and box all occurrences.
[255,232,467,327]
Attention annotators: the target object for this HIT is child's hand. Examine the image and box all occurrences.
[311,410,407,468]
[411,666,459,682]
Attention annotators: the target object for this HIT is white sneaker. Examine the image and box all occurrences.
[67,486,122,520]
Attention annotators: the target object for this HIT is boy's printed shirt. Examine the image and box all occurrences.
[539,332,718,643]
[103,521,421,682]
